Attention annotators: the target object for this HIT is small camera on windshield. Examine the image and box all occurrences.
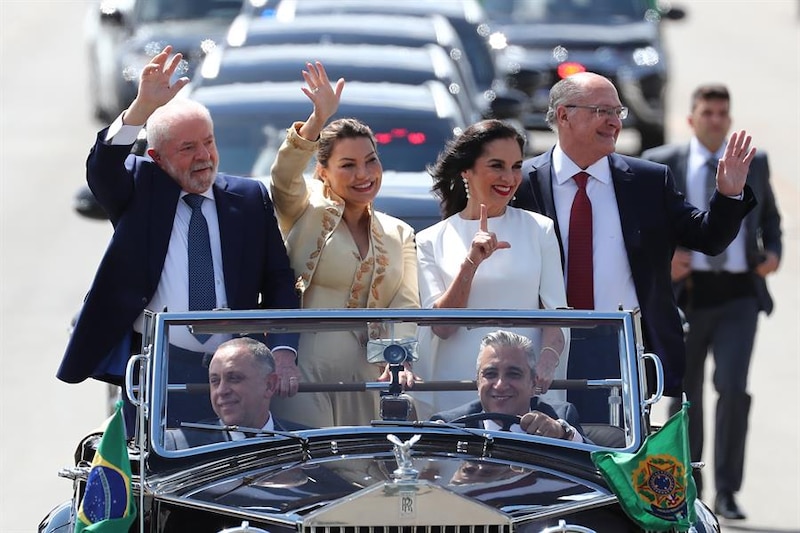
[382,343,410,365]
[366,338,418,365]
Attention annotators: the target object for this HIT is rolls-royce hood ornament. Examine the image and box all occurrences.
[387,434,421,482]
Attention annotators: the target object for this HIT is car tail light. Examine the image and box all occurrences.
[557,62,587,79]
[375,129,427,145]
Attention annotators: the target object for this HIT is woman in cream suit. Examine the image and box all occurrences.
[269,62,419,427]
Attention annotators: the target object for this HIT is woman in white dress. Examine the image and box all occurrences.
[415,120,569,418]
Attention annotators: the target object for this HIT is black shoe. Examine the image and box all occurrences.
[715,491,746,520]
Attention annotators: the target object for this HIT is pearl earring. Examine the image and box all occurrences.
[462,177,470,199]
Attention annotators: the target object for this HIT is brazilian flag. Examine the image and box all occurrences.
[75,401,136,533]
[591,402,697,531]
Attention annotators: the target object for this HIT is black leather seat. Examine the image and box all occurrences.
[582,423,627,448]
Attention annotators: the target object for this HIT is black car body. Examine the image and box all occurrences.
[188,80,468,176]
[85,0,242,121]
[484,0,686,152]
[223,12,525,122]
[40,308,720,532]
[194,41,485,123]
[242,0,498,93]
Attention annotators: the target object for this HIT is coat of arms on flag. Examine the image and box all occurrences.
[591,401,697,531]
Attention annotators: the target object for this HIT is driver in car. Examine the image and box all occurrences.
[164,337,304,450]
[430,330,586,442]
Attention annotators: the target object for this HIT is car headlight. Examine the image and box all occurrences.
[632,46,660,67]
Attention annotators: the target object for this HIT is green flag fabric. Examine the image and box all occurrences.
[75,401,136,533]
[591,403,697,531]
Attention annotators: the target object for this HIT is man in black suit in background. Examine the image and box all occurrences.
[512,72,757,423]
[165,337,305,449]
[641,84,782,519]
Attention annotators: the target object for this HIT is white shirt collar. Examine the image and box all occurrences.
[229,413,275,441]
[180,188,215,202]
[552,144,612,185]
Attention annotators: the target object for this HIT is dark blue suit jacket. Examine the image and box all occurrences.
[163,415,305,450]
[512,150,756,396]
[431,397,585,435]
[57,129,299,384]
[641,145,782,315]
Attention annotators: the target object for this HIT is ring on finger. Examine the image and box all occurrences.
[311,87,320,94]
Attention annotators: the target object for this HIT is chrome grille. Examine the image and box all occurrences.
[304,526,512,533]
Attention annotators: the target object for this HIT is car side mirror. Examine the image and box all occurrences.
[73,185,109,220]
[98,6,126,27]
[486,88,529,120]
[661,5,687,21]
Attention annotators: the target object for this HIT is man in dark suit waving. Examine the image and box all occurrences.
[641,84,781,519]
[58,46,301,411]
[512,72,757,422]
[165,337,305,450]
[431,330,587,442]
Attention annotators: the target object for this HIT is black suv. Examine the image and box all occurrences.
[484,0,686,152]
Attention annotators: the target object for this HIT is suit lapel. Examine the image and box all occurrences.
[149,168,183,292]
[528,151,566,265]
[608,154,642,250]
[673,145,690,193]
[213,175,245,304]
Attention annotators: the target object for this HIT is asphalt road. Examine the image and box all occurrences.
[1,1,797,531]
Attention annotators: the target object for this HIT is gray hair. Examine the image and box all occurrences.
[545,76,587,132]
[476,330,537,375]
[146,98,213,151]
[547,72,620,132]
[213,337,275,375]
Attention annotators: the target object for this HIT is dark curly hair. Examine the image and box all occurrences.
[428,119,525,219]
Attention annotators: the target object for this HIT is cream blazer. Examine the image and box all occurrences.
[270,123,420,326]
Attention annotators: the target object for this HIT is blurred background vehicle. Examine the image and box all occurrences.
[85,0,243,121]
[75,80,453,226]
[194,41,487,124]
[483,0,686,153]
[223,11,527,123]
[236,0,503,102]
[191,80,468,176]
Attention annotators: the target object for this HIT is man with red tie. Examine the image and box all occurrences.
[512,72,756,422]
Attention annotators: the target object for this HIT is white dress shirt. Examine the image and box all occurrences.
[229,413,276,441]
[551,145,640,312]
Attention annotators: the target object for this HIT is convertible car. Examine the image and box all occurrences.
[40,308,719,532]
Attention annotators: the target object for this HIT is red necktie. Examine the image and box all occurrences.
[567,172,594,310]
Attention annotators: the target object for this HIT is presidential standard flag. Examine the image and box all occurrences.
[75,400,136,533]
[590,402,697,531]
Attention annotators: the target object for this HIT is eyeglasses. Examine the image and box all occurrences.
[564,104,629,120]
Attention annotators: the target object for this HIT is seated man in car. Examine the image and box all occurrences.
[164,337,304,450]
[430,330,587,442]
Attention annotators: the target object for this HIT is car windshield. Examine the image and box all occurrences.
[145,309,651,456]
[483,0,651,23]
[135,0,242,22]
